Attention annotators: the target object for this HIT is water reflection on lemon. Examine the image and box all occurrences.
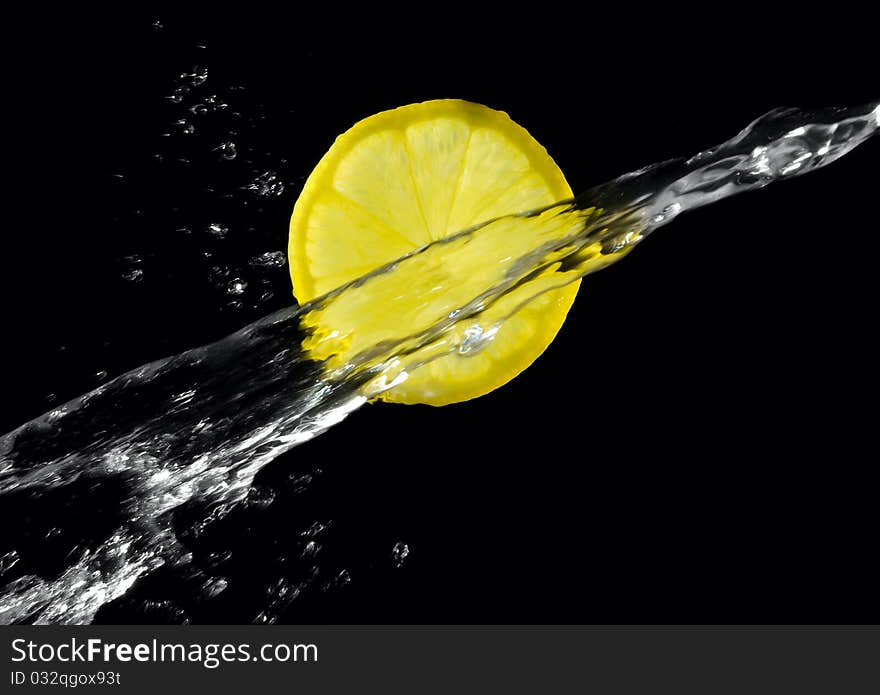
[289,99,579,405]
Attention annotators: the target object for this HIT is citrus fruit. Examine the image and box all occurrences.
[289,99,579,405]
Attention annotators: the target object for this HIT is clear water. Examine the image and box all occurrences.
[1,99,876,624]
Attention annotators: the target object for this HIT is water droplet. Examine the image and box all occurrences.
[152,18,163,31]
[175,119,195,135]
[205,550,233,569]
[186,96,226,115]
[246,486,276,509]
[202,577,228,599]
[179,65,208,87]
[168,85,190,103]
[301,521,329,538]
[205,94,228,110]
[0,550,20,577]
[226,278,247,295]
[209,265,231,282]
[287,472,313,494]
[192,66,208,85]
[215,141,237,160]
[249,250,287,268]
[392,541,410,566]
[205,223,228,238]
[121,255,144,279]
[334,569,351,587]
[142,599,188,624]
[302,541,320,558]
[244,170,285,197]
[94,370,108,382]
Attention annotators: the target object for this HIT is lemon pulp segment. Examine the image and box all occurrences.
[289,99,579,405]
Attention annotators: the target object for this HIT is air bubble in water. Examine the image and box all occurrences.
[95,370,108,382]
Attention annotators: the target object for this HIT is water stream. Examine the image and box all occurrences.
[1,101,876,624]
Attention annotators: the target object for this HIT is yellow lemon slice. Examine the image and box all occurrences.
[289,99,579,405]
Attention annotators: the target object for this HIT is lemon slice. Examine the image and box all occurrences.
[289,99,579,405]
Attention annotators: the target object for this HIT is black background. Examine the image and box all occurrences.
[3,9,878,623]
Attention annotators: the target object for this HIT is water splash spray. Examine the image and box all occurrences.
[0,101,876,624]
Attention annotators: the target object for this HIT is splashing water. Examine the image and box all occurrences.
[0,102,876,624]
